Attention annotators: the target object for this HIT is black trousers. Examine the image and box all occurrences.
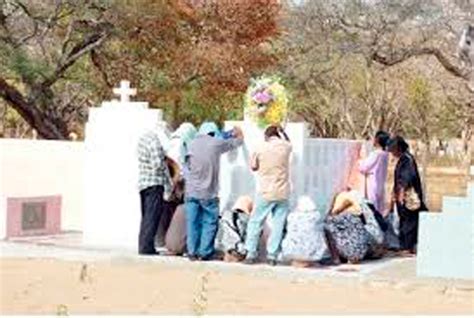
[139,185,164,254]
[155,201,179,247]
[397,203,419,251]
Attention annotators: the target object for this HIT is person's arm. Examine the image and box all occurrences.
[383,192,396,217]
[249,152,259,171]
[394,155,414,203]
[358,151,379,174]
[278,125,290,142]
[151,136,173,199]
[218,138,243,154]
[218,126,244,154]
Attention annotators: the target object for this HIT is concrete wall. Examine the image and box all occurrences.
[0,139,84,238]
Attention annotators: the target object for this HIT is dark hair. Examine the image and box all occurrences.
[264,125,280,139]
[374,130,390,150]
[387,135,409,153]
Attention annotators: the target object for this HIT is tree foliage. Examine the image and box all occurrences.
[0,0,472,147]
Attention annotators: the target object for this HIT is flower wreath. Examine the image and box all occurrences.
[244,75,288,128]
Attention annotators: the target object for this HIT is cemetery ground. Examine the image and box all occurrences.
[1,239,473,315]
[1,163,473,315]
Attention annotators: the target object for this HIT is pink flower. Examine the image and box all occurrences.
[252,90,273,105]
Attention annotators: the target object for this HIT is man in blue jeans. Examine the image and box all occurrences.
[184,122,244,261]
[244,125,292,265]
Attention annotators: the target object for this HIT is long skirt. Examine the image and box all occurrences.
[324,213,370,262]
[397,203,419,251]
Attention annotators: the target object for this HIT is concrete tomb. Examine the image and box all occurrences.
[83,80,167,250]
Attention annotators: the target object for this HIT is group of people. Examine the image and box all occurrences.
[136,121,427,268]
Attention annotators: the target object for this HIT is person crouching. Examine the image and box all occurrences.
[215,196,254,262]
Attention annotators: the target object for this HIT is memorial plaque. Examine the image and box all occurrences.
[6,196,61,237]
[21,202,47,230]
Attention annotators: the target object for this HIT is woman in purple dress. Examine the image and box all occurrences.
[358,131,390,214]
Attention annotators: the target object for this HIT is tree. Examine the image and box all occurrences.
[0,0,113,139]
[280,0,472,143]
[280,0,406,138]
[91,0,281,128]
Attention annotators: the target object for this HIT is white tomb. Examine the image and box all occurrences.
[83,81,168,250]
[417,167,474,279]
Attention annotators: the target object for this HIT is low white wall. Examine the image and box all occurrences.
[0,139,84,238]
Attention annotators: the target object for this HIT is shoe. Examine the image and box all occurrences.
[139,250,160,256]
[188,255,199,261]
[200,254,216,261]
[267,259,278,266]
[243,258,258,265]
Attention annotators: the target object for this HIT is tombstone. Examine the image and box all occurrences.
[219,120,363,215]
[4,196,61,238]
[83,80,168,250]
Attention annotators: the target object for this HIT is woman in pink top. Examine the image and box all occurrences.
[358,131,390,214]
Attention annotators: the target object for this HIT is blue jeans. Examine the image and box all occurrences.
[244,197,289,260]
[185,197,219,258]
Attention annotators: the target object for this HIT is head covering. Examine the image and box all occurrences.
[166,123,197,169]
[374,130,390,150]
[331,190,362,215]
[171,123,197,146]
[198,122,220,136]
[232,196,254,214]
[294,196,317,213]
[387,135,409,153]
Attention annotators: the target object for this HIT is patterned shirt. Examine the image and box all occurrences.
[137,130,172,199]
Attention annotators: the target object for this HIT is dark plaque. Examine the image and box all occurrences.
[21,202,47,231]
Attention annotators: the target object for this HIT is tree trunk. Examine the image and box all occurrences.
[420,139,430,204]
[171,96,181,130]
[0,78,68,140]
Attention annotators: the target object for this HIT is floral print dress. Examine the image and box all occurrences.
[281,211,328,262]
[324,199,384,261]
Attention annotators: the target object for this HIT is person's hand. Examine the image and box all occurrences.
[249,152,259,171]
[382,207,392,218]
[233,126,244,140]
[397,190,405,204]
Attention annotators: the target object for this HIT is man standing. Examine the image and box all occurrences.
[137,129,173,255]
[244,125,292,265]
[185,122,244,261]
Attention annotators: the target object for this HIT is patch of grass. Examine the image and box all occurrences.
[191,271,211,316]
[56,304,69,316]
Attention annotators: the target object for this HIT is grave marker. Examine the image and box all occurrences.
[83,80,167,250]
[6,196,61,237]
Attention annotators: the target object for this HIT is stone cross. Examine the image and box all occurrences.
[113,80,137,103]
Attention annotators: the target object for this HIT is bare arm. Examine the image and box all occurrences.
[249,152,259,171]
[278,125,290,142]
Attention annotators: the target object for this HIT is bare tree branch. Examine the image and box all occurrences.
[371,47,471,81]
[42,22,113,87]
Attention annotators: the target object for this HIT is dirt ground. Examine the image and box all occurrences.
[1,258,473,315]
[1,166,472,315]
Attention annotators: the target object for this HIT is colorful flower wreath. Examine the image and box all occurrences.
[244,76,288,128]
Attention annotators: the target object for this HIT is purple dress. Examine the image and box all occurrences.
[358,149,389,213]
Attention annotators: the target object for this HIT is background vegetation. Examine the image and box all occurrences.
[1,0,472,157]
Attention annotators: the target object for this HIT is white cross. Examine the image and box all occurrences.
[113,80,137,103]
